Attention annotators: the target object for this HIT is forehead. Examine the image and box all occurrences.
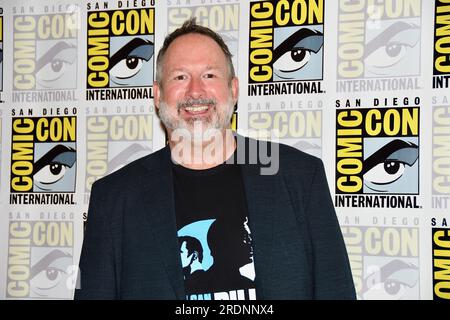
[163,33,228,71]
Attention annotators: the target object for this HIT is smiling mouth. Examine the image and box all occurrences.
[181,104,215,117]
[185,106,209,113]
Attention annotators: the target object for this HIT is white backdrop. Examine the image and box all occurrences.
[0,0,449,300]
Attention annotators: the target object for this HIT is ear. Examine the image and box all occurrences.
[230,76,239,106]
[153,81,161,110]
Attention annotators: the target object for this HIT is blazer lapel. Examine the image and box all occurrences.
[240,162,277,300]
[139,146,185,299]
[239,135,295,300]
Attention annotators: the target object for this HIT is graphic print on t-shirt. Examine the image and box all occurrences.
[177,217,256,300]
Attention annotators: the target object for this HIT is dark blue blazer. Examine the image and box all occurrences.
[75,137,356,300]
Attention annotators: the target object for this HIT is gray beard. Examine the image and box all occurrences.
[158,98,235,134]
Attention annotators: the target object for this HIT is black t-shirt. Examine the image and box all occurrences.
[172,159,256,300]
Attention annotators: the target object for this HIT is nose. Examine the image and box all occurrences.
[186,76,205,99]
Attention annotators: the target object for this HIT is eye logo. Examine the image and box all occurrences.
[364,21,420,78]
[273,27,323,81]
[30,249,73,298]
[33,144,76,192]
[36,41,77,89]
[361,259,419,300]
[363,139,419,193]
[109,37,154,87]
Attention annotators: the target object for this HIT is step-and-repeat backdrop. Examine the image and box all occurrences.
[0,0,449,300]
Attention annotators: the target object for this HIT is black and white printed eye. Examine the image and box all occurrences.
[273,28,323,78]
[363,139,418,191]
[109,38,154,84]
[33,145,76,189]
[35,41,77,86]
[364,22,420,75]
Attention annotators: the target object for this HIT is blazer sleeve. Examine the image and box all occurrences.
[74,181,118,299]
[305,159,356,300]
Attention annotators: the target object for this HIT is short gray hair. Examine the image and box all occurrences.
[155,17,235,85]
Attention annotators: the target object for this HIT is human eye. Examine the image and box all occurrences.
[110,38,154,84]
[363,139,418,191]
[173,74,187,81]
[273,28,323,79]
[35,42,76,86]
[30,249,72,295]
[203,73,216,79]
[364,22,420,73]
[33,144,76,190]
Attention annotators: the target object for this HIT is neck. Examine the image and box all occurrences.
[169,128,236,170]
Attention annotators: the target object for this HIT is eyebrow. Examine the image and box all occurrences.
[169,65,221,73]
[273,28,323,62]
[33,144,76,175]
[30,249,72,278]
[362,139,418,174]
[110,38,154,68]
[35,41,76,72]
[364,21,419,57]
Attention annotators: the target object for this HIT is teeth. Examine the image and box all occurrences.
[185,106,209,112]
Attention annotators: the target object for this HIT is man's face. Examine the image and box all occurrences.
[180,241,192,268]
[154,33,238,135]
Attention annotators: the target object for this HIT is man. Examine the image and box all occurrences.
[75,18,356,300]
[179,236,204,279]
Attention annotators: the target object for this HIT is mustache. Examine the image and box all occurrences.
[177,98,217,110]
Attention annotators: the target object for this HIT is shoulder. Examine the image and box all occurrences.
[277,139,322,170]
[242,135,322,176]
[90,146,170,198]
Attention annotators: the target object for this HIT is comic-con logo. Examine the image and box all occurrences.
[431,218,450,300]
[248,0,324,96]
[248,107,322,158]
[13,7,78,102]
[86,6,154,100]
[7,219,75,299]
[433,0,450,89]
[168,2,239,70]
[341,221,420,300]
[432,104,450,209]
[10,112,77,205]
[337,0,421,92]
[85,112,153,202]
[335,104,420,208]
